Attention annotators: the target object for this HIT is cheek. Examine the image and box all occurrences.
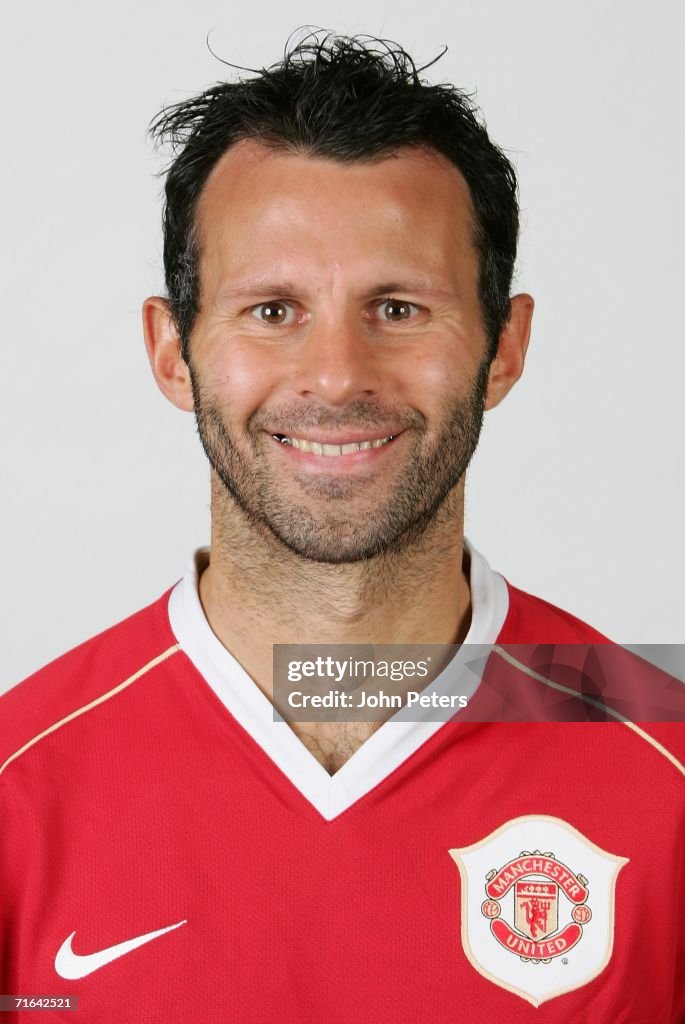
[200,339,283,416]
[395,346,476,404]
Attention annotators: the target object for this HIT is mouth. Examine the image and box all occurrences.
[271,433,399,457]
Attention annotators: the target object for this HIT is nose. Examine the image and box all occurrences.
[292,312,382,407]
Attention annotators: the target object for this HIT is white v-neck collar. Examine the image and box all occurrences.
[167,540,509,821]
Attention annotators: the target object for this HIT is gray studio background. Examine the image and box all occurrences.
[2,1,683,693]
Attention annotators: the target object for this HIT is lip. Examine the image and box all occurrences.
[268,431,404,472]
[268,429,404,445]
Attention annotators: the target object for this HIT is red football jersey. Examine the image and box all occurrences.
[1,543,683,1022]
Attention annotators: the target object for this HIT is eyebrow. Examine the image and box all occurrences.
[217,278,457,302]
[218,281,299,300]
[362,281,456,300]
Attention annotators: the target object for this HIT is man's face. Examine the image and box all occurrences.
[187,140,492,563]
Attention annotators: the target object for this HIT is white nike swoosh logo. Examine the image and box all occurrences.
[55,919,187,979]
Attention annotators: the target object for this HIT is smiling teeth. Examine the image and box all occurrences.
[274,435,395,455]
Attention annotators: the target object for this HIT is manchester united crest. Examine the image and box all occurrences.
[449,816,628,1006]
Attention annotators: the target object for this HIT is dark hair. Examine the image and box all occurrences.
[148,30,520,363]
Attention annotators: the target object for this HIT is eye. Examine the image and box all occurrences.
[250,301,297,325]
[376,298,422,322]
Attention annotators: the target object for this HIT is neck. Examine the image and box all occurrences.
[198,473,472,700]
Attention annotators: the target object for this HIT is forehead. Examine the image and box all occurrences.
[194,139,477,283]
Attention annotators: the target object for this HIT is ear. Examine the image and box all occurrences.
[484,293,534,410]
[142,297,195,413]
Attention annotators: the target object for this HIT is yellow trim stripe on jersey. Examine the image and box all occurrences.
[0,644,181,778]
[3,642,682,782]
[494,645,685,779]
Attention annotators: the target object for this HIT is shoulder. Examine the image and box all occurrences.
[494,579,685,776]
[497,579,611,643]
[0,587,180,775]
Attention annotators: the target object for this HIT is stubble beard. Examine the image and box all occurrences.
[188,360,490,565]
